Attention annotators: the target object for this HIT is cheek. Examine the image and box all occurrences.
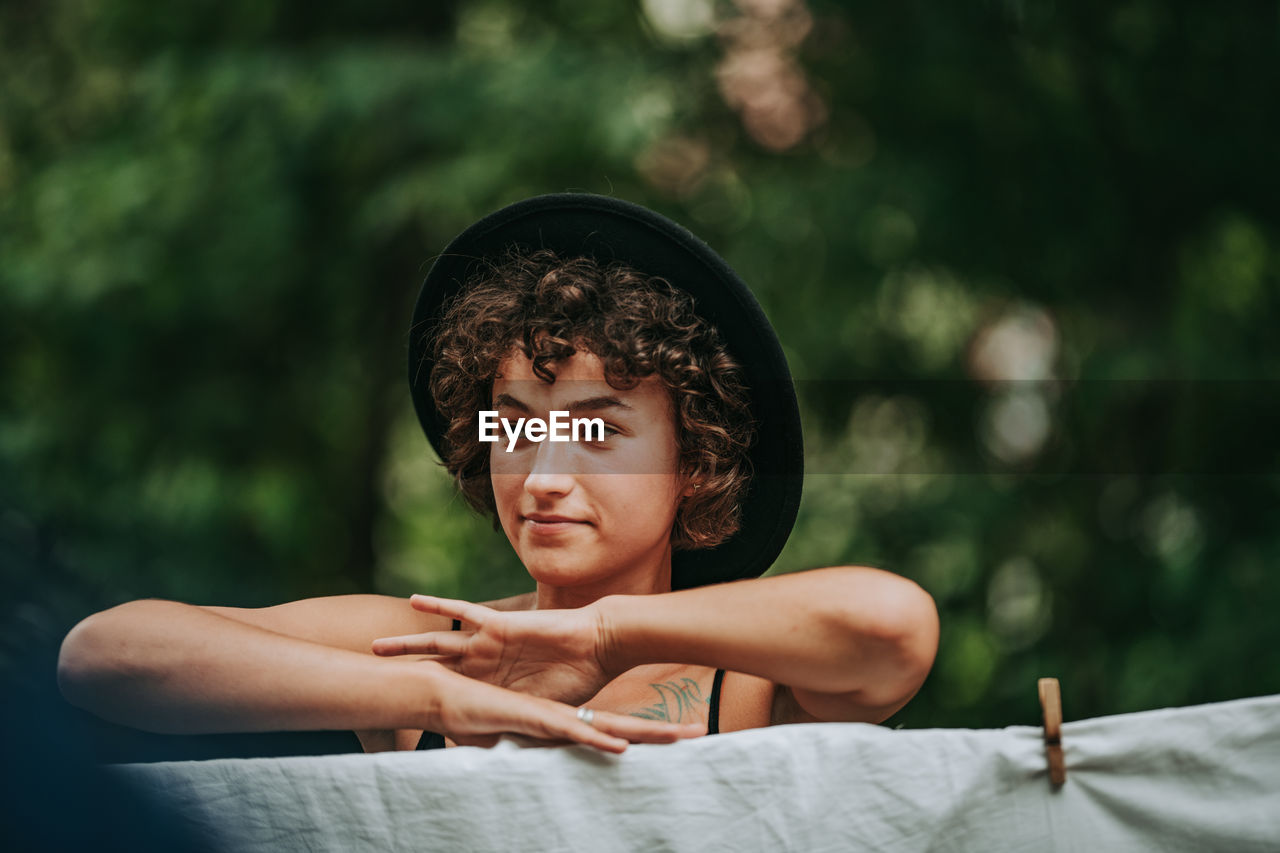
[489,452,521,511]
[644,433,684,499]
[615,475,683,519]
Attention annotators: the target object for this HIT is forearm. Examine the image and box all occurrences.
[57,599,444,734]
[596,566,938,706]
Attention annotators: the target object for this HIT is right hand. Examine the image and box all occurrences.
[428,665,703,753]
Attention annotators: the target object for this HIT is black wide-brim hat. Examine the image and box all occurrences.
[408,193,803,589]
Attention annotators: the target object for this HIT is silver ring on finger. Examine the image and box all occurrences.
[576,706,596,727]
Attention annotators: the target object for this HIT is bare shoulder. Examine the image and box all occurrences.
[711,670,783,733]
[711,673,829,732]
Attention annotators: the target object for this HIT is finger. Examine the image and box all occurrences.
[530,708,698,753]
[589,712,705,744]
[559,720,630,754]
[513,704,630,754]
[409,594,496,628]
[405,653,465,666]
[372,631,472,657]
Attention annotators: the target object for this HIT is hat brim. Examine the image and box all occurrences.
[408,193,803,589]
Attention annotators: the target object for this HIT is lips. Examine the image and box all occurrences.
[524,513,585,523]
[522,513,590,535]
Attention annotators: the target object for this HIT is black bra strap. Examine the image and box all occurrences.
[708,668,726,735]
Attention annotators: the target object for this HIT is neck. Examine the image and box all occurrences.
[534,551,673,610]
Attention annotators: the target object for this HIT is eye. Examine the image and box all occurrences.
[585,423,621,445]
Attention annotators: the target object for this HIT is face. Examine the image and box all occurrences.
[488,348,689,596]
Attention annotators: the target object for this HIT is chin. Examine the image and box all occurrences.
[521,556,608,589]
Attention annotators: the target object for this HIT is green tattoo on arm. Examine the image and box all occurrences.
[630,678,709,722]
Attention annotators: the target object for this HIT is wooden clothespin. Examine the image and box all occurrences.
[1038,677,1066,786]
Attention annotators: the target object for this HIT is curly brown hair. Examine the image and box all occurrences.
[428,248,755,550]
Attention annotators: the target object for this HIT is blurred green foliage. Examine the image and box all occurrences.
[3,0,1278,729]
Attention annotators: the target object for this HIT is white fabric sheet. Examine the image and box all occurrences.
[114,693,1280,852]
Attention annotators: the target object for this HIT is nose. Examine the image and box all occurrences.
[523,438,577,500]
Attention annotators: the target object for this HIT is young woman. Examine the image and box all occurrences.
[57,195,938,755]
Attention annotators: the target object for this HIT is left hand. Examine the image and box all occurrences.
[372,595,612,707]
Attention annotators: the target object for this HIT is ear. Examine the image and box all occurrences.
[680,478,702,499]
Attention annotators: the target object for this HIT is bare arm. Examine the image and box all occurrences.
[56,598,450,734]
[596,566,939,723]
[383,567,939,726]
[56,595,697,751]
